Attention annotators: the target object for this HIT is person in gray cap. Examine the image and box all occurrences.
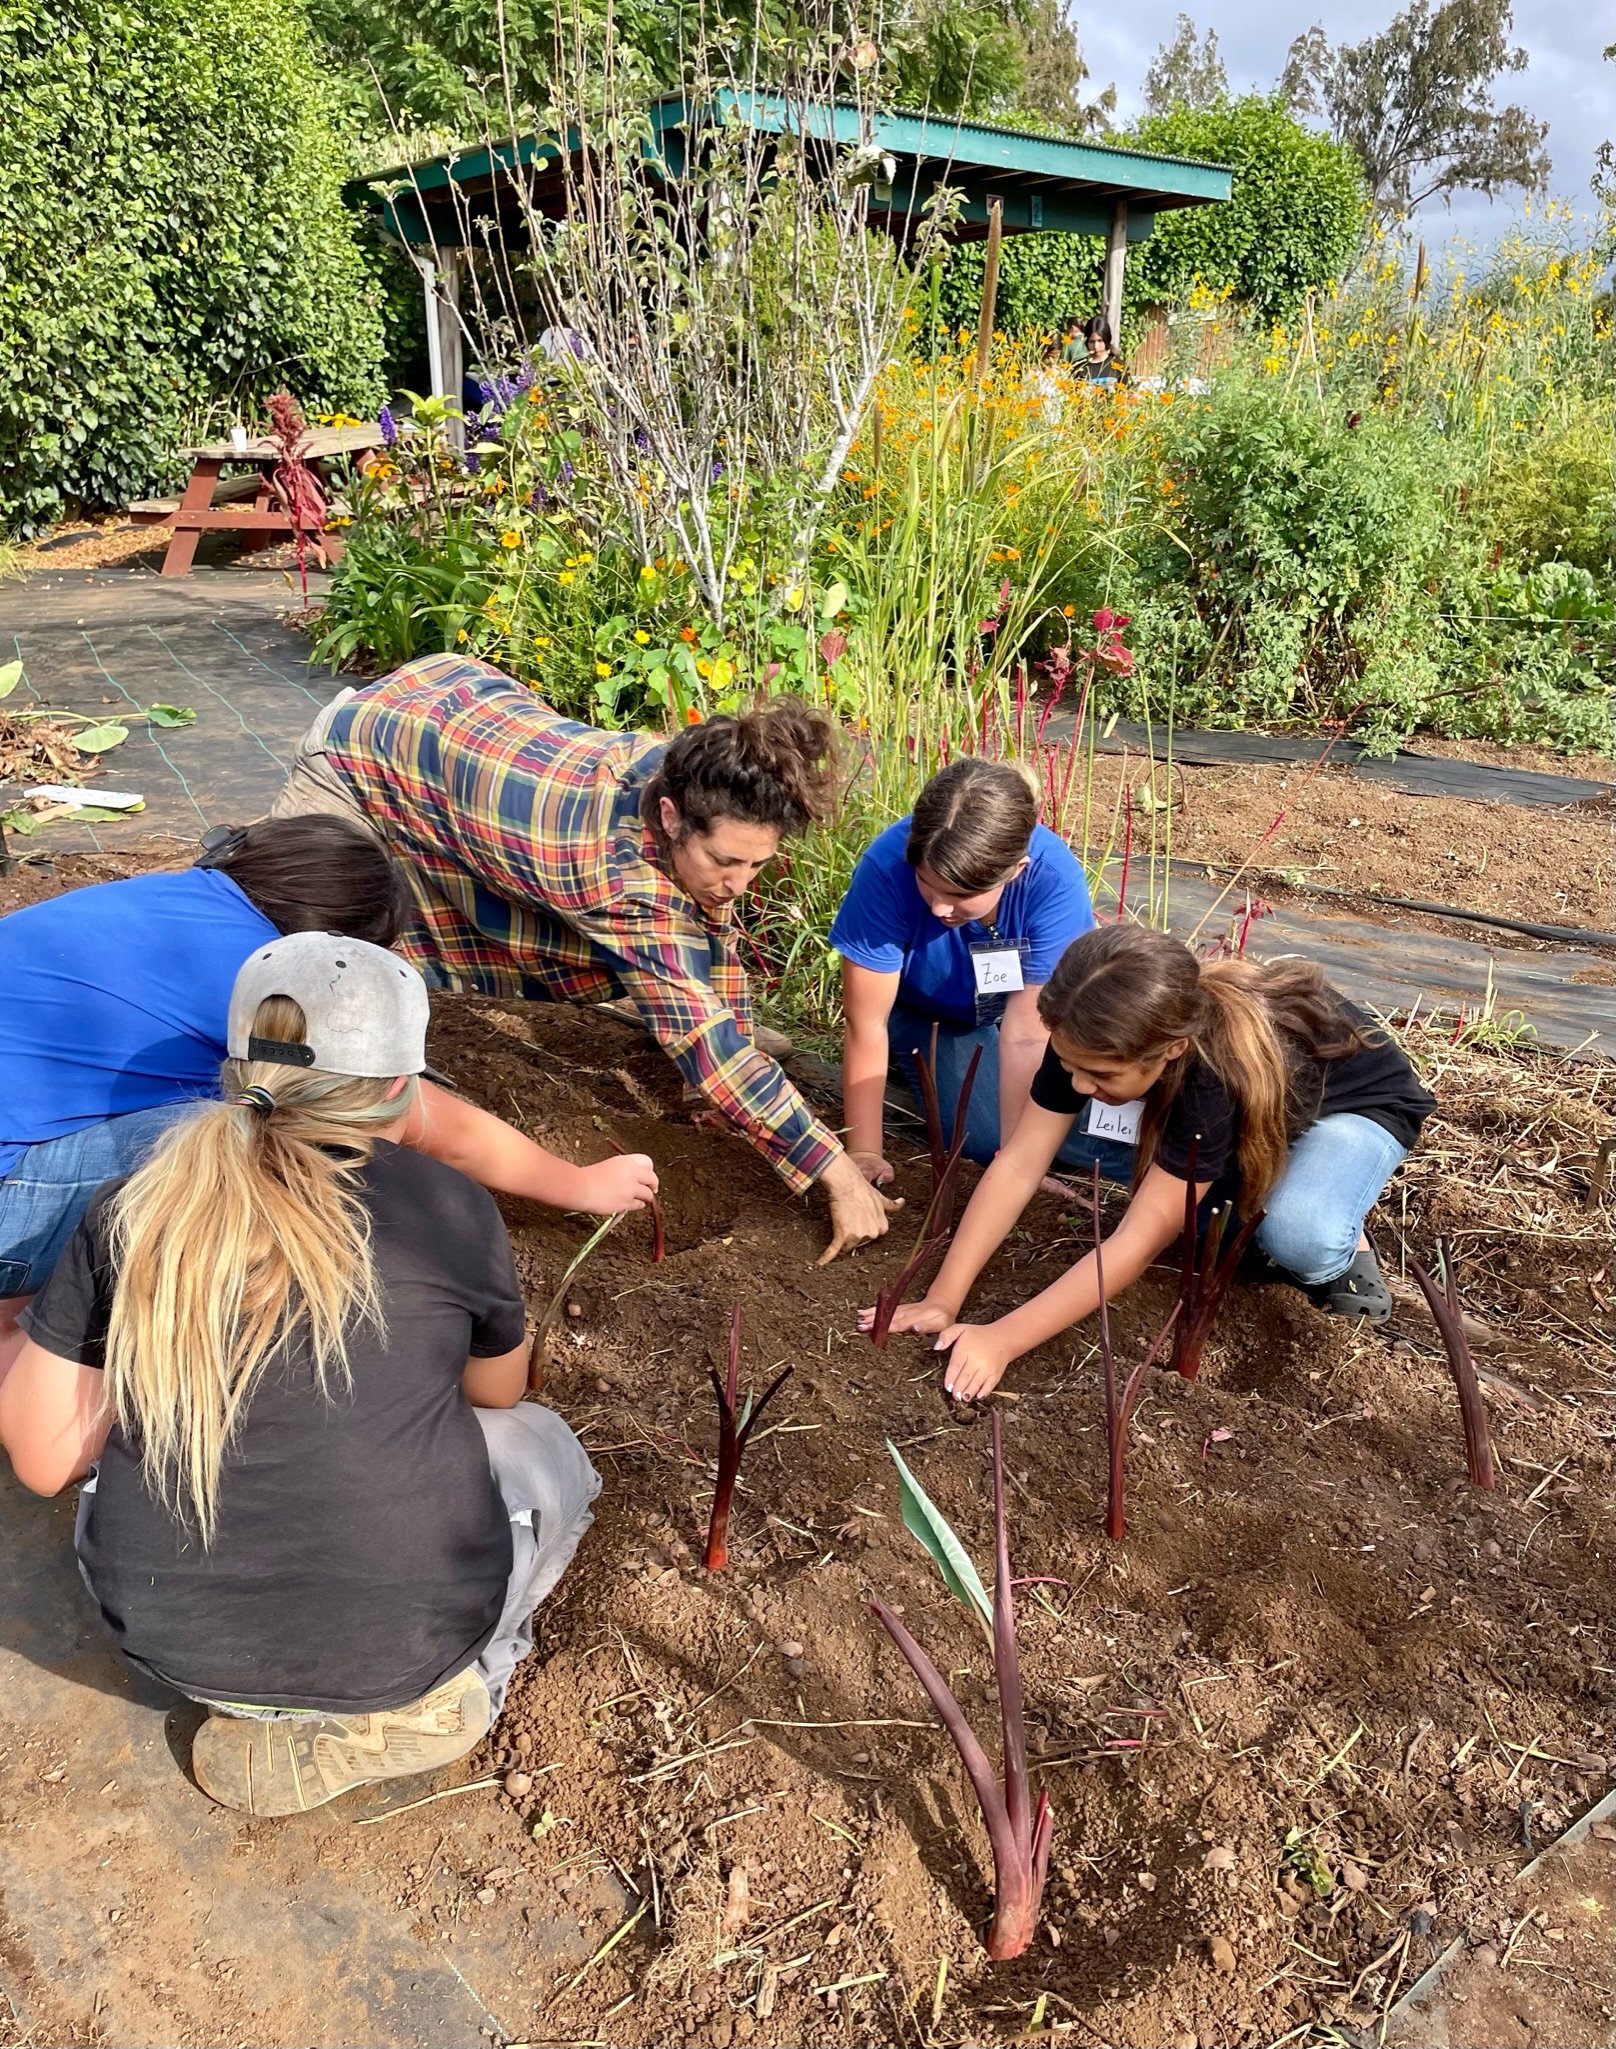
[0,934,600,1815]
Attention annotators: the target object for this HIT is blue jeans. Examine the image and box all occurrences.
[885,1007,1136,1183]
[1254,1114,1409,1286]
[0,1103,199,1295]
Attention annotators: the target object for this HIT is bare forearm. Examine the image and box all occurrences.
[928,1150,1042,1313]
[842,1025,890,1156]
[997,1033,1045,1143]
[993,1232,1153,1360]
[409,1083,591,1207]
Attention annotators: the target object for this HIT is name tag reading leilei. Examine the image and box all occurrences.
[1086,1096,1145,1144]
[970,945,1024,997]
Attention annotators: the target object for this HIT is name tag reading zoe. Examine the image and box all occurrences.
[1085,1096,1145,1144]
[970,946,1025,997]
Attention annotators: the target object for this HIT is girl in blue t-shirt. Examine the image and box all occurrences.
[830,759,1126,1182]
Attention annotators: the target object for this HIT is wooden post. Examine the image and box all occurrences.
[972,196,1004,383]
[432,249,462,446]
[1103,199,1128,346]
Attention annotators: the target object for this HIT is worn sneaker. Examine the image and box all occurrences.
[1311,1248,1394,1323]
[191,1665,491,1817]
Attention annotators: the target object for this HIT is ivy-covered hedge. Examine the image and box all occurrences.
[939,96,1368,339]
[0,0,385,535]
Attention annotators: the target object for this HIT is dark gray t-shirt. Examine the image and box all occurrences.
[22,1140,527,1713]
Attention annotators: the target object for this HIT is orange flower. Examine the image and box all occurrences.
[684,706,702,724]
[679,625,697,643]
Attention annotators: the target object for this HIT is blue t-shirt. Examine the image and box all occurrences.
[0,869,278,1177]
[829,818,1095,1027]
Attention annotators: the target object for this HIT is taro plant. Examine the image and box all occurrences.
[1407,1242,1496,1490]
[1169,1143,1265,1382]
[264,391,328,596]
[869,1034,983,1349]
[871,1411,1053,1959]
[1088,1165,1183,1542]
[527,1212,622,1393]
[704,1306,793,1571]
[608,1139,665,1263]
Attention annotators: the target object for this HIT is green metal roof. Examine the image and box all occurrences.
[347,94,1231,250]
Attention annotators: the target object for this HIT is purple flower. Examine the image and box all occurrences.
[378,403,398,447]
[711,458,725,481]
[633,428,650,453]
[476,378,494,409]
[513,360,536,393]
[559,458,575,483]
[464,450,481,473]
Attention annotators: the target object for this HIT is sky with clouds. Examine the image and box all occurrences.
[1083,0,1611,252]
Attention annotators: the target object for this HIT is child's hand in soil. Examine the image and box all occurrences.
[856,1294,956,1337]
[578,1150,660,1213]
[933,1321,1014,1402]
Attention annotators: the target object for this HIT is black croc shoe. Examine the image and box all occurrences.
[1311,1248,1393,1323]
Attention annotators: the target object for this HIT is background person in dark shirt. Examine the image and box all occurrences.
[864,923,1434,1401]
[0,933,599,1817]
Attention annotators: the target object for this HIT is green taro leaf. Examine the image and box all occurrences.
[886,1439,993,1635]
[72,723,130,753]
[0,660,22,700]
[145,703,195,727]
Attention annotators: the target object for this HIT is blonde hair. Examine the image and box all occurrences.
[1038,925,1367,1212]
[103,996,419,1544]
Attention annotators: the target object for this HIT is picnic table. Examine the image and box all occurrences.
[129,423,387,578]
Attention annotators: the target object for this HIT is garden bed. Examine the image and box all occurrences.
[413,990,1612,2049]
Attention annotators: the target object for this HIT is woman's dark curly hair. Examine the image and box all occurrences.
[645,698,837,840]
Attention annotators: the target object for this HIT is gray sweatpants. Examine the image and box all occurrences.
[78,1401,600,1720]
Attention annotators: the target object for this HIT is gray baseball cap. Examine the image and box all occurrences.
[227,931,429,1078]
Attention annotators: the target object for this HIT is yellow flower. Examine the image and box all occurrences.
[558,571,575,586]
[500,530,521,549]
[595,662,612,679]
[783,585,805,612]
[634,629,650,644]
[696,657,714,678]
[711,657,734,688]
[639,564,657,582]
[456,629,468,643]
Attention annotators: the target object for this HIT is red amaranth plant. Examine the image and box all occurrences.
[265,391,328,597]
[870,1035,983,1348]
[1089,1165,1183,1541]
[704,1306,792,1570]
[1169,1142,1265,1382]
[872,1411,1054,1960]
[1407,1243,1496,1489]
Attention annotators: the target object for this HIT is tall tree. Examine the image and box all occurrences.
[1143,14,1227,115]
[891,0,1114,131]
[1280,0,1550,216]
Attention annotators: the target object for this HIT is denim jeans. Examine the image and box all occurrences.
[885,1006,1136,1183]
[1254,1113,1409,1287]
[0,1102,200,1295]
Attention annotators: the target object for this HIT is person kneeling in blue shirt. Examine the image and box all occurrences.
[830,759,1130,1185]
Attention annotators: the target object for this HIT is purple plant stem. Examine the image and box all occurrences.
[1408,1247,1496,1489]
[1107,1303,1184,1542]
[704,1306,793,1568]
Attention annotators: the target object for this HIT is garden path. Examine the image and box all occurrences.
[2,567,1608,1058]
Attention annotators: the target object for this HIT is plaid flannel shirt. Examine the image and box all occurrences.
[323,655,841,1194]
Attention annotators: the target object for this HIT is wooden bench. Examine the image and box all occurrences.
[128,475,263,524]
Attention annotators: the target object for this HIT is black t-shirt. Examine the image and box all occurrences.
[21,1142,527,1713]
[1030,1000,1435,1196]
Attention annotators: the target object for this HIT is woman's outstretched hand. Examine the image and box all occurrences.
[817,1151,902,1265]
[577,1151,660,1214]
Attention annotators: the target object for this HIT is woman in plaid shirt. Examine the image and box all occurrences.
[270,655,898,1263]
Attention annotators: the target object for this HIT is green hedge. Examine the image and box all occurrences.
[939,96,1368,339]
[0,0,385,535]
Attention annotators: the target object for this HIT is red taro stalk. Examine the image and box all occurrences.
[264,391,328,598]
[1089,1164,1183,1541]
[872,1412,1054,1959]
[704,1306,793,1570]
[1407,1243,1496,1489]
[870,1036,983,1348]
[1169,1141,1265,1382]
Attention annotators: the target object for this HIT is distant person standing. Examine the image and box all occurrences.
[1062,315,1127,390]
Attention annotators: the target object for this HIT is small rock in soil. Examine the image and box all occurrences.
[514,1730,534,1755]
[1342,1859,1368,1891]
[1206,1934,1237,1975]
[1102,1925,1121,1949]
[784,1657,807,1680]
[1172,2035,1199,2049]
[1472,1942,1499,1967]
[1203,1845,1237,1872]
[504,1771,533,1798]
[778,1639,805,1659]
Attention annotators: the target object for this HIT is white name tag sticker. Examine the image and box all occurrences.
[1086,1096,1144,1144]
[971,947,1025,996]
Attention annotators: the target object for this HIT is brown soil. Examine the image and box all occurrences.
[2,820,1612,2049]
[1081,752,1614,936]
[404,990,1612,2049]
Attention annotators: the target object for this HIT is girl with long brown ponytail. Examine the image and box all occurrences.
[864,924,1435,1402]
[0,934,600,1816]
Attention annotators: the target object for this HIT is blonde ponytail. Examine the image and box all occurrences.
[103,996,418,1544]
